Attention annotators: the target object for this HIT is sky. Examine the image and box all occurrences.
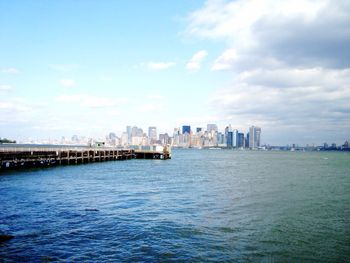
[1,0,349,145]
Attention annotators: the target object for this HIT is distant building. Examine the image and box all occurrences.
[232,129,238,148]
[148,126,157,142]
[182,125,191,134]
[207,124,218,133]
[227,131,233,148]
[249,126,261,149]
[159,133,170,145]
[132,136,143,146]
[121,132,129,146]
[217,132,225,145]
[126,126,132,144]
[237,132,244,148]
[108,132,117,140]
[131,126,138,137]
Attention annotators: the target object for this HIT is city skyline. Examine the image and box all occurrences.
[1,0,350,145]
[7,122,348,149]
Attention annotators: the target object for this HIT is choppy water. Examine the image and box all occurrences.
[0,149,349,262]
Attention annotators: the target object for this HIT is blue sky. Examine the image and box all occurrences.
[1,0,350,145]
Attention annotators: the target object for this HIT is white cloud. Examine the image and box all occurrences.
[147,62,176,70]
[186,0,327,41]
[49,64,79,71]
[186,50,208,71]
[186,0,350,143]
[210,67,350,143]
[56,94,128,108]
[211,49,237,71]
[1,68,20,74]
[59,79,76,88]
[0,98,42,113]
[187,0,349,69]
[0,84,13,91]
[0,102,29,112]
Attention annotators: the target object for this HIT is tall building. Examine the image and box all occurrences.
[237,132,244,148]
[126,126,132,143]
[207,124,218,133]
[217,132,225,145]
[159,133,170,145]
[121,132,129,146]
[249,126,261,149]
[131,126,138,137]
[182,125,191,134]
[148,126,157,142]
[227,131,233,148]
[232,129,238,148]
[246,132,250,148]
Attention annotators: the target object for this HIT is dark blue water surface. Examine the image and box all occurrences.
[1,149,349,262]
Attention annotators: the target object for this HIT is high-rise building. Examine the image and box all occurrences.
[232,129,238,147]
[131,126,138,137]
[217,132,225,145]
[249,126,261,149]
[182,125,191,134]
[207,124,218,133]
[237,132,244,148]
[225,125,232,136]
[148,126,157,142]
[126,126,132,144]
[246,132,250,148]
[121,132,129,146]
[227,131,233,148]
[159,133,170,145]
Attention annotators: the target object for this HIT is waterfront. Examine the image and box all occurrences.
[0,149,349,262]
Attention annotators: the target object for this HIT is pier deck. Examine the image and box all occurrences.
[0,145,171,171]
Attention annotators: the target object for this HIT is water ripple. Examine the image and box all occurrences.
[1,150,349,262]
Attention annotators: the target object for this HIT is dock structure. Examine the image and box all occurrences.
[0,145,171,171]
[135,150,171,160]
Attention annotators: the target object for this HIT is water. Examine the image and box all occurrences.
[0,149,349,262]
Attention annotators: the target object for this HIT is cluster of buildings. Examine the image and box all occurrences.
[101,124,262,150]
[320,141,350,151]
[172,124,261,149]
[9,126,350,151]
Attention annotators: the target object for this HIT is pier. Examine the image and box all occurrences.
[0,145,171,171]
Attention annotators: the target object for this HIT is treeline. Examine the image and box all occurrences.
[0,138,16,144]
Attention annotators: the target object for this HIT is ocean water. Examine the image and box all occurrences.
[0,149,349,262]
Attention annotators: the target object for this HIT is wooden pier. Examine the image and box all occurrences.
[0,145,171,171]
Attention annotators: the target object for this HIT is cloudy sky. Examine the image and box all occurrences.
[1,0,349,145]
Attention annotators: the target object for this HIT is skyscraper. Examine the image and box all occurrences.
[182,125,191,134]
[232,129,238,148]
[249,126,261,149]
[148,126,157,142]
[227,131,233,148]
[126,126,132,144]
[237,132,244,148]
[207,124,218,133]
